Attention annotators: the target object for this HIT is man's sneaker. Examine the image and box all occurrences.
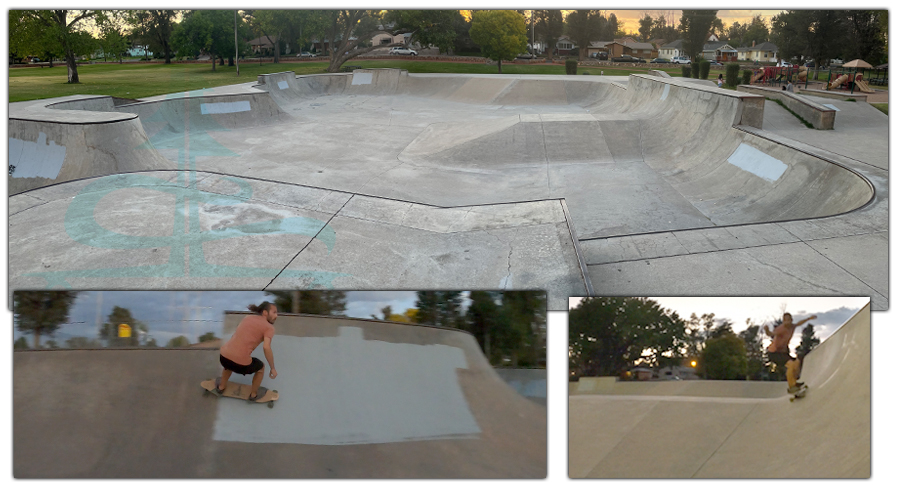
[213,377,225,395]
[248,387,268,401]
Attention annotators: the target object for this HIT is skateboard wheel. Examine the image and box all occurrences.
[203,390,210,397]
[268,402,274,408]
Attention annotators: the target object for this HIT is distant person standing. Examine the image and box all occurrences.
[216,302,279,401]
[764,312,817,393]
[717,74,724,87]
[786,81,794,92]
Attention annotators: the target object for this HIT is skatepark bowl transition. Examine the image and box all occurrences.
[569,302,870,478]
[8,69,889,309]
[14,313,546,478]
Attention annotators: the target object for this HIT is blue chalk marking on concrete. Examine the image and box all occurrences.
[727,143,788,182]
[200,101,252,114]
[8,132,67,179]
[660,84,670,101]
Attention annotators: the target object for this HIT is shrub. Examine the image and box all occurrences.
[699,59,711,80]
[565,58,578,75]
[742,69,752,85]
[691,61,700,79]
[725,63,740,87]
[681,65,692,78]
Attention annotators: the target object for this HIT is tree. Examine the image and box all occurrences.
[172,10,249,70]
[467,291,500,358]
[246,9,303,63]
[128,10,179,63]
[638,15,654,42]
[606,13,620,39]
[95,11,129,63]
[796,323,820,359]
[700,334,748,380]
[167,336,191,348]
[845,10,887,65]
[739,324,767,380]
[469,10,528,73]
[414,292,464,328]
[678,10,718,60]
[318,10,397,73]
[744,15,770,47]
[373,305,393,321]
[265,291,347,316]
[533,10,564,57]
[651,15,679,42]
[198,331,219,343]
[65,336,104,349]
[100,305,147,347]
[13,10,99,82]
[13,291,79,349]
[385,10,462,54]
[14,337,30,350]
[565,10,603,60]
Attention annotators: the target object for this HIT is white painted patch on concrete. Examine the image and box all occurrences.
[727,143,788,182]
[200,101,251,114]
[660,84,670,101]
[499,273,513,289]
[277,80,289,90]
[351,72,373,85]
[823,104,840,111]
[212,328,480,445]
[8,132,66,179]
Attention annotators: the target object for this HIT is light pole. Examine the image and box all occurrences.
[234,10,240,76]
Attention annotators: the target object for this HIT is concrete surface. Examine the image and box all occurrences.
[569,302,870,478]
[14,314,546,478]
[7,69,889,309]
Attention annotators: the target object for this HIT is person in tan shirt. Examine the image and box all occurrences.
[216,302,279,401]
[764,312,817,392]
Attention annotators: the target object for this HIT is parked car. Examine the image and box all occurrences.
[671,56,691,64]
[649,57,670,64]
[708,60,723,66]
[296,52,317,58]
[612,55,644,63]
[515,52,535,60]
[591,52,608,60]
[389,47,418,56]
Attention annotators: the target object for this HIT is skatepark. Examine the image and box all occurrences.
[13,313,546,478]
[569,301,870,478]
[7,69,889,309]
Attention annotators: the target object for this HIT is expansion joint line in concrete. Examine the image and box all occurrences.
[583,229,886,268]
[263,194,355,289]
[777,223,886,297]
[559,199,594,295]
[537,118,551,194]
[689,403,760,478]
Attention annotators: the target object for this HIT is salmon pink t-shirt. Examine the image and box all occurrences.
[220,315,275,366]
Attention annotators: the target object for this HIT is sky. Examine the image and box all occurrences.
[11,290,433,346]
[568,296,869,350]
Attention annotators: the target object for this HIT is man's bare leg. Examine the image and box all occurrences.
[786,359,800,389]
[249,368,264,398]
[219,369,233,391]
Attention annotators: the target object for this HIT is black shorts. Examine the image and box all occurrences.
[767,351,794,368]
[220,355,264,375]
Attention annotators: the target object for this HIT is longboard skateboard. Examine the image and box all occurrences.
[789,384,808,402]
[201,378,279,408]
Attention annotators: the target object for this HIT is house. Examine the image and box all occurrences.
[736,41,779,63]
[249,36,276,54]
[602,39,657,59]
[371,32,409,47]
[659,39,685,60]
[588,40,614,58]
[701,41,738,62]
[555,36,576,56]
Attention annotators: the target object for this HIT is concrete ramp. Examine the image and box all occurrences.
[569,302,870,478]
[14,314,546,478]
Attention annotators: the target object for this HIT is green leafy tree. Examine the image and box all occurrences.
[845,10,887,65]
[606,13,620,39]
[13,291,79,349]
[796,323,820,359]
[700,334,748,380]
[198,331,219,343]
[469,10,528,73]
[495,291,546,368]
[385,10,462,54]
[534,10,564,57]
[650,15,679,42]
[14,337,30,350]
[65,336,104,349]
[565,10,603,60]
[466,291,500,358]
[373,305,392,321]
[246,9,304,63]
[100,305,148,347]
[413,292,465,329]
[739,324,767,380]
[319,10,398,72]
[638,15,654,42]
[12,10,99,82]
[172,9,249,69]
[166,336,191,348]
[744,15,770,47]
[265,291,347,316]
[95,11,129,63]
[144,337,159,348]
[679,10,718,61]
[127,10,179,63]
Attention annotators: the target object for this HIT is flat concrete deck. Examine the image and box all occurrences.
[7,70,889,309]
[14,315,546,478]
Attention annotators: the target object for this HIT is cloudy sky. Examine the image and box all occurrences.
[12,290,434,346]
[568,296,870,350]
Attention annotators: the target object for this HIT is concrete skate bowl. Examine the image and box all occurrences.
[569,302,870,478]
[7,70,882,309]
[13,314,546,478]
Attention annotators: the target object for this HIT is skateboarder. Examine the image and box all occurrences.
[763,312,816,393]
[216,302,279,401]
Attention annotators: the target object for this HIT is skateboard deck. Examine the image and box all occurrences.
[201,379,279,408]
[789,385,808,402]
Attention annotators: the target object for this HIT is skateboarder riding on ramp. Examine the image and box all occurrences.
[217,302,279,401]
[764,312,816,395]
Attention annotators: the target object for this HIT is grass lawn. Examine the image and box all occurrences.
[871,103,888,115]
[9,59,656,102]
